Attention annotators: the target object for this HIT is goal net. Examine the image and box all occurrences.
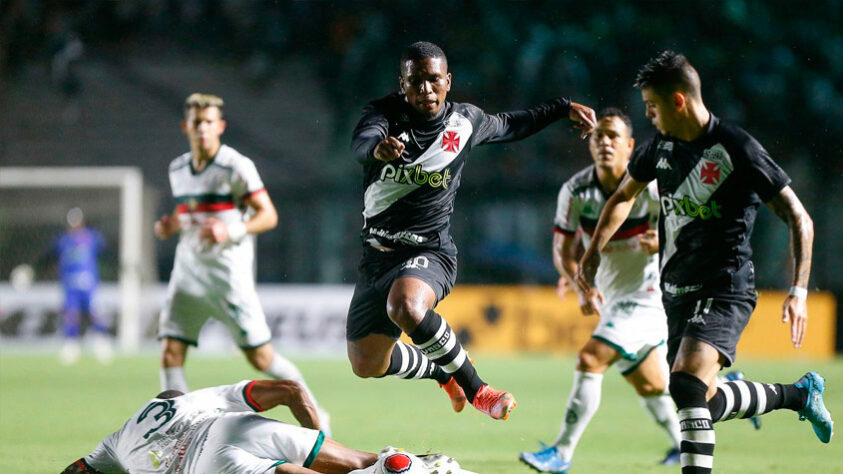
[0,167,145,353]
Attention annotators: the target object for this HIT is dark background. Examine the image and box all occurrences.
[1,1,841,346]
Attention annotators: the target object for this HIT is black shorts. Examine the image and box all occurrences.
[665,292,756,367]
[345,246,457,341]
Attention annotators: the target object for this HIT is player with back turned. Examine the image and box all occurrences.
[346,41,596,420]
[577,51,833,473]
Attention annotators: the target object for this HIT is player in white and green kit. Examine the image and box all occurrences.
[61,380,374,473]
[520,109,681,473]
[154,93,330,433]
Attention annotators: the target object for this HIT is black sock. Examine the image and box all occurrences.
[381,341,450,384]
[409,310,485,402]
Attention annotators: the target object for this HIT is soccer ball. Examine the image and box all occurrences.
[366,447,426,474]
[381,452,423,474]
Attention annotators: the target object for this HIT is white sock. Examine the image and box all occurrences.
[552,371,603,461]
[160,367,188,393]
[640,394,682,449]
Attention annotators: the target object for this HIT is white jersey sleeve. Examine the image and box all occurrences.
[83,431,124,473]
[183,379,265,413]
[553,179,581,236]
[230,156,265,203]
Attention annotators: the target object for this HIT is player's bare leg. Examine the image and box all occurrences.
[307,439,378,474]
[247,342,333,436]
[160,337,189,392]
[347,333,397,378]
[388,277,513,419]
[624,349,681,465]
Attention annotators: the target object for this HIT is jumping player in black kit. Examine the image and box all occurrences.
[577,51,833,473]
[347,41,596,421]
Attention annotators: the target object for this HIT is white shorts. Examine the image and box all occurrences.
[159,266,271,349]
[592,297,668,374]
[192,413,325,474]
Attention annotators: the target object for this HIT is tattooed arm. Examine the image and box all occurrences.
[765,185,813,348]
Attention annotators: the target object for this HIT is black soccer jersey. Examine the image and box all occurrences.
[351,92,571,252]
[627,114,790,306]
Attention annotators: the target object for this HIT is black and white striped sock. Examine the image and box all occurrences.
[670,372,715,474]
[383,341,450,384]
[709,380,805,422]
[678,406,715,473]
[410,310,485,402]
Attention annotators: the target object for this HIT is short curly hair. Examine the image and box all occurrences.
[400,41,447,69]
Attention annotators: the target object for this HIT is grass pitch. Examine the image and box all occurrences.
[1,352,840,473]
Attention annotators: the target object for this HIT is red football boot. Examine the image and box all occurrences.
[472,384,516,420]
[439,377,468,412]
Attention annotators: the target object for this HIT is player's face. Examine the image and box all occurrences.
[183,106,226,154]
[400,57,451,119]
[588,116,633,170]
[641,87,678,136]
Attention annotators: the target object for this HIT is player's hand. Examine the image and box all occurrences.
[154,215,177,240]
[568,102,597,139]
[374,137,405,162]
[199,217,229,244]
[782,294,808,348]
[637,229,659,255]
[578,288,605,316]
[576,249,601,295]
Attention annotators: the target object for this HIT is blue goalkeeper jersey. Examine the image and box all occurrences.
[55,227,104,291]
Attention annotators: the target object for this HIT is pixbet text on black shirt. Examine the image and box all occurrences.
[627,114,791,307]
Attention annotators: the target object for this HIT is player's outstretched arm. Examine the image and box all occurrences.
[576,175,649,294]
[249,380,321,431]
[765,185,814,348]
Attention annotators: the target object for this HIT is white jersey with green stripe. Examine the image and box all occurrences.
[554,166,662,304]
[167,144,265,280]
[83,380,263,473]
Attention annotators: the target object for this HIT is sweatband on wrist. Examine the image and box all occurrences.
[788,286,808,299]
[226,222,248,243]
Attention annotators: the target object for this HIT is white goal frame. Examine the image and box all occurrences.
[0,167,144,353]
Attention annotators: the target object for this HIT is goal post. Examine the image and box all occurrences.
[0,167,144,353]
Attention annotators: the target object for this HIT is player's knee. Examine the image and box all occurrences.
[576,350,604,372]
[669,371,708,408]
[635,381,665,397]
[161,344,185,367]
[385,295,425,328]
[244,348,274,371]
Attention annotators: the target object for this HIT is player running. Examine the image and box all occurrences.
[577,51,833,473]
[347,41,596,421]
[154,93,330,433]
[520,108,682,473]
